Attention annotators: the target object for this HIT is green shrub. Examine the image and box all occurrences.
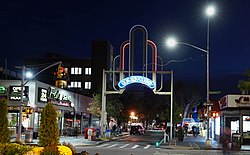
[0,143,32,155]
[38,102,60,154]
[0,99,10,143]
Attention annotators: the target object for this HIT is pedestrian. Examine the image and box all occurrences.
[183,124,188,136]
[192,125,198,138]
[74,126,78,138]
[222,127,231,155]
[112,124,117,136]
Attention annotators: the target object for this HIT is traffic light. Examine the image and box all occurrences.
[155,141,159,147]
[57,66,64,79]
[26,108,33,114]
[212,111,218,118]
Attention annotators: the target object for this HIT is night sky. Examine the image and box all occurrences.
[1,1,250,96]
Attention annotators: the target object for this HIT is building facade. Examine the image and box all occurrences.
[91,40,114,94]
[0,80,93,138]
[218,94,250,146]
[25,53,92,97]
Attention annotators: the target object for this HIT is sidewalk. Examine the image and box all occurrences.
[161,134,250,151]
[19,132,130,147]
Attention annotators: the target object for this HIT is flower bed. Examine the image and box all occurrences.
[26,145,73,155]
[0,143,72,155]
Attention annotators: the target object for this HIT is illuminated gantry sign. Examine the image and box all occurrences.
[118,76,156,89]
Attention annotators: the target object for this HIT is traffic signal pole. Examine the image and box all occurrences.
[16,61,62,141]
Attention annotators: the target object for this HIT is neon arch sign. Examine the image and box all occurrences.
[118,76,156,89]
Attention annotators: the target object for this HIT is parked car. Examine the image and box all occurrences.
[130,124,145,135]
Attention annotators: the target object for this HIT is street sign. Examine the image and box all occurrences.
[209,91,221,95]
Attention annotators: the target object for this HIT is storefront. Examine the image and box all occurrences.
[0,80,93,138]
[219,94,250,146]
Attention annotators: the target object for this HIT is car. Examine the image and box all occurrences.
[182,118,196,133]
[130,124,145,135]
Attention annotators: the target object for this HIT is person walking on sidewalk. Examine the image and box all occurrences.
[222,127,231,155]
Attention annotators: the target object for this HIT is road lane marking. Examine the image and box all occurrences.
[143,145,150,149]
[131,145,139,149]
[107,144,118,148]
[96,143,109,148]
[119,144,129,148]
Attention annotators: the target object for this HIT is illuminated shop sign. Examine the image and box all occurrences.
[0,86,7,94]
[235,96,250,104]
[48,87,72,107]
[118,76,156,89]
[38,87,48,102]
[220,95,250,109]
[9,86,29,101]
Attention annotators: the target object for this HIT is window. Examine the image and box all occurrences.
[84,82,91,89]
[71,67,82,75]
[70,81,81,88]
[85,67,91,75]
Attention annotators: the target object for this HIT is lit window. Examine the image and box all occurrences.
[71,68,74,74]
[70,81,81,88]
[85,68,91,75]
[71,67,82,75]
[78,68,82,74]
[84,82,91,89]
[78,82,81,88]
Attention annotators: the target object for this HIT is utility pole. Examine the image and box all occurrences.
[16,66,25,141]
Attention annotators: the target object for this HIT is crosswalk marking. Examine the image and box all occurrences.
[143,145,150,149]
[96,143,109,148]
[119,144,129,148]
[107,144,118,148]
[97,143,151,150]
[131,144,139,149]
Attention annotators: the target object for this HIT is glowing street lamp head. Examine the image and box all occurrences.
[166,38,177,48]
[26,71,33,79]
[206,5,215,17]
[131,111,135,116]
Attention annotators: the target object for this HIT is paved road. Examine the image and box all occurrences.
[75,131,163,155]
[75,131,250,155]
[154,149,250,155]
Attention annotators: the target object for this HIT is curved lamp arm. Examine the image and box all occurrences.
[178,42,207,53]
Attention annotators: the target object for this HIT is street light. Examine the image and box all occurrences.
[166,5,215,147]
[15,66,25,141]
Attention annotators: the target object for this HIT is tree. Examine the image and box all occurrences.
[38,102,59,154]
[238,70,250,94]
[88,93,125,124]
[106,95,124,122]
[0,99,10,143]
[174,81,201,118]
[88,94,102,117]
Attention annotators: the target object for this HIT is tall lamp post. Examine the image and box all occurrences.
[16,66,25,141]
[166,5,215,147]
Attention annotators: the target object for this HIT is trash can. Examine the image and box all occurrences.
[91,128,96,141]
[84,128,89,139]
[232,133,241,149]
[96,128,100,139]
[25,128,33,143]
[87,128,92,140]
[105,129,111,139]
